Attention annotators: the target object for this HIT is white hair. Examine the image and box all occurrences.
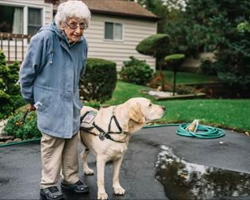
[55,0,91,27]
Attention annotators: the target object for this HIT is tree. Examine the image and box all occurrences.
[136,0,169,33]
[137,0,250,94]
[136,34,170,90]
[182,0,250,95]
[165,54,185,95]
[136,0,188,56]
[183,0,231,54]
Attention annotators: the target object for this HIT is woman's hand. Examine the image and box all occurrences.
[28,104,36,111]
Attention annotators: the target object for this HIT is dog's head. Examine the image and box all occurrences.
[120,97,165,133]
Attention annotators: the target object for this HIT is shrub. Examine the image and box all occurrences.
[3,111,41,140]
[165,54,185,62]
[119,56,153,85]
[176,85,197,95]
[200,59,217,75]
[0,51,26,119]
[148,74,172,91]
[165,54,185,95]
[85,100,101,109]
[80,58,117,103]
[136,34,170,60]
[0,90,12,119]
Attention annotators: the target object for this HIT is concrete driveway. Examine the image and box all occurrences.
[1,125,250,200]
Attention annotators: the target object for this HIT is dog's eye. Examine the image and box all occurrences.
[149,103,152,107]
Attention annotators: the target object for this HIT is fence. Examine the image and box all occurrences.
[0,32,32,63]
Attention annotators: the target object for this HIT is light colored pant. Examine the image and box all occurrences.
[40,133,79,189]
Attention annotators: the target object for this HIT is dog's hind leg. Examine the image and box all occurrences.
[81,148,94,175]
[79,132,94,175]
[113,156,125,195]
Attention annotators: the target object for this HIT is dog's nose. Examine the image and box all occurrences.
[162,106,166,111]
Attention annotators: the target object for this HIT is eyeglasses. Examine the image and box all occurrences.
[64,22,88,30]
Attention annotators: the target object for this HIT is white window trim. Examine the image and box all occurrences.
[104,21,124,42]
[27,6,44,35]
[23,5,28,35]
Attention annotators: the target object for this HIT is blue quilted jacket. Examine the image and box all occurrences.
[19,22,88,138]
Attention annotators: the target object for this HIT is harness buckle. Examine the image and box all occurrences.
[99,132,106,141]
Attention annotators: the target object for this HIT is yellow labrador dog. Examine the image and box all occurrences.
[79,97,165,200]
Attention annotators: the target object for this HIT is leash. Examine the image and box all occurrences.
[19,108,31,125]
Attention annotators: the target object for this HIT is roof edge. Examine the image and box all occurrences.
[91,9,160,21]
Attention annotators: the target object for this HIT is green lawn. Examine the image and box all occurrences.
[162,70,218,85]
[105,81,154,104]
[105,81,250,133]
[161,99,250,132]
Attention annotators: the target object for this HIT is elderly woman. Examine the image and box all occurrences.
[19,0,91,199]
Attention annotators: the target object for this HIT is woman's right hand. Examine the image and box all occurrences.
[28,104,36,111]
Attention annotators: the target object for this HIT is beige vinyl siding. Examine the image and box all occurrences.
[84,14,157,71]
[0,0,53,61]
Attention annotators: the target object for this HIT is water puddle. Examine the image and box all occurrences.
[155,145,250,200]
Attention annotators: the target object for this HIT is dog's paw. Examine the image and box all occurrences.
[98,192,108,200]
[84,168,94,175]
[114,187,125,195]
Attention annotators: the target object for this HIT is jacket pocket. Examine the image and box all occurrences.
[35,95,52,113]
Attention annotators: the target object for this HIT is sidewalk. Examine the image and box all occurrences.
[0,125,250,199]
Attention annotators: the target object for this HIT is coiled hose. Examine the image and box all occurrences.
[177,123,225,139]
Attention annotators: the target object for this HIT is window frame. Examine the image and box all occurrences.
[0,2,44,35]
[27,7,43,35]
[104,21,124,41]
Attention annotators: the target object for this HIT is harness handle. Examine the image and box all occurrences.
[108,115,123,133]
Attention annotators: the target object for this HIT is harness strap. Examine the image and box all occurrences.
[80,107,126,143]
[108,115,123,133]
[80,111,90,123]
[81,123,126,143]
[103,133,126,143]
[92,122,125,142]
[80,126,97,136]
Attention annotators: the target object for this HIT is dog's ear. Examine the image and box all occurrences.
[128,103,145,124]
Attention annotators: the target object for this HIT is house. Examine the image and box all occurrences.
[0,0,54,61]
[0,0,159,70]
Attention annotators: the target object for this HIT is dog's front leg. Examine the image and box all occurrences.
[97,156,108,200]
[113,156,125,195]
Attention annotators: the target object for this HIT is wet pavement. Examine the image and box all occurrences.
[1,125,250,200]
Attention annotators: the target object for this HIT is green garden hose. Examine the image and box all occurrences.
[177,123,225,139]
[0,123,225,147]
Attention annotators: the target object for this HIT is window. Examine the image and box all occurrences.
[0,5,23,34]
[0,5,42,35]
[28,8,42,35]
[104,22,123,40]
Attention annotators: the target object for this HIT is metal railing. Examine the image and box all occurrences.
[0,32,32,62]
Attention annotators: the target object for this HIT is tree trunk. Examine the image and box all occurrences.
[173,70,177,96]
[159,62,165,91]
